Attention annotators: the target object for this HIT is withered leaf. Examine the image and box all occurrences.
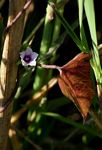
[58,52,94,119]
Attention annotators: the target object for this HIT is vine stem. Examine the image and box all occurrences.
[38,63,61,73]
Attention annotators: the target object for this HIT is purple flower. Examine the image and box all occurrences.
[20,47,38,66]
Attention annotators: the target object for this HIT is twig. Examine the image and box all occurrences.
[5,0,32,31]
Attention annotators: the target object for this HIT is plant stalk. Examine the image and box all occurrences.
[0,0,27,149]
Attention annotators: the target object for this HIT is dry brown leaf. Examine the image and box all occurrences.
[58,52,94,119]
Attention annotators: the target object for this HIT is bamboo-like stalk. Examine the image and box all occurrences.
[33,0,56,91]
[51,0,65,42]
[0,0,27,149]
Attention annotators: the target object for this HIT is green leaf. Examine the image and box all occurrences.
[84,0,102,83]
[78,0,84,28]
[84,0,97,46]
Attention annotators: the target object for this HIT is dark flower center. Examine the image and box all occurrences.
[24,55,31,63]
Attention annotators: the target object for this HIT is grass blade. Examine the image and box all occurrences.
[78,0,89,52]
[42,112,102,137]
[53,4,84,51]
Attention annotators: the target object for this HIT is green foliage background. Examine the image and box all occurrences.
[1,0,102,150]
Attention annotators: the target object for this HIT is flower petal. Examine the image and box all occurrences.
[21,59,28,66]
[25,47,33,55]
[31,52,38,61]
[28,60,37,66]
[20,51,26,59]
[20,47,38,67]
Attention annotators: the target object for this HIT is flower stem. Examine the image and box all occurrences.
[38,63,61,72]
